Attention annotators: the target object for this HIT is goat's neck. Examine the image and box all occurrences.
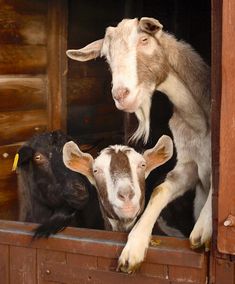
[157,72,208,134]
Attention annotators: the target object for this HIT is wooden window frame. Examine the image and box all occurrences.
[1,0,235,282]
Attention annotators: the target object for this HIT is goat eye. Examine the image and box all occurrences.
[35,155,41,161]
[33,153,45,164]
[138,162,146,169]
[93,169,98,174]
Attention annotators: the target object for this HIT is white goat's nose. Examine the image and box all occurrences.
[117,188,134,202]
[112,87,130,102]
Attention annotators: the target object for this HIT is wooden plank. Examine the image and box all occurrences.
[0,143,23,177]
[0,221,206,269]
[3,0,47,14]
[0,45,47,75]
[40,262,169,284]
[0,109,47,145]
[0,177,18,221]
[169,265,207,283]
[47,0,67,131]
[37,249,66,284]
[0,10,47,45]
[10,246,36,284]
[212,258,235,284]
[0,244,9,284]
[0,76,47,112]
[217,0,235,255]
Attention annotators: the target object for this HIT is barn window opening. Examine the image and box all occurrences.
[0,0,216,282]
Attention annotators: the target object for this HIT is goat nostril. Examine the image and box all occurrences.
[117,190,134,201]
[113,87,130,101]
[129,191,135,200]
[118,192,125,201]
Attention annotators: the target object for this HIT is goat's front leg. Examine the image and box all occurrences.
[190,183,212,250]
[118,162,198,274]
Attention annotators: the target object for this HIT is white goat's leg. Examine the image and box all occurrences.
[118,161,198,273]
[189,184,212,251]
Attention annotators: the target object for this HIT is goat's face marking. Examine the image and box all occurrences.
[93,146,146,220]
[63,135,173,229]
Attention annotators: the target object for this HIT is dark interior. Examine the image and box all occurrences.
[66,0,211,236]
[66,0,211,145]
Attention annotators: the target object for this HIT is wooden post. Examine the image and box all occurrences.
[47,0,68,131]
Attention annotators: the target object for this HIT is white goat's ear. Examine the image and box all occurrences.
[63,141,95,185]
[66,39,104,62]
[139,17,163,38]
[143,135,173,178]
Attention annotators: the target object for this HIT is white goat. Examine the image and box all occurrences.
[66,17,212,273]
[63,135,173,232]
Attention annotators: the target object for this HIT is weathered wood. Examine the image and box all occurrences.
[211,2,222,273]
[0,76,47,112]
[47,0,67,131]
[0,220,208,282]
[0,109,47,145]
[37,249,67,284]
[217,0,235,255]
[3,0,47,14]
[0,143,23,177]
[0,10,47,45]
[0,45,47,75]
[10,246,36,284]
[0,244,9,284]
[0,176,18,221]
[0,221,206,269]
[211,257,235,284]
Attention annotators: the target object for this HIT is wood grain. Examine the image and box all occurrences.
[0,45,47,75]
[0,76,47,112]
[0,109,47,145]
[47,0,68,131]
[0,11,47,45]
[0,244,9,283]
[217,0,235,255]
[10,246,36,284]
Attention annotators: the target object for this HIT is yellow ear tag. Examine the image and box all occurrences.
[12,153,19,171]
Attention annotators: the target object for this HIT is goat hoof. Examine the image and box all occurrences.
[117,260,141,274]
[190,237,211,251]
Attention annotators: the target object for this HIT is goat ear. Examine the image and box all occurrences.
[17,146,34,167]
[66,39,104,62]
[63,141,95,185]
[139,17,163,38]
[143,135,173,178]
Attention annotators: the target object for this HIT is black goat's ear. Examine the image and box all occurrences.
[17,146,34,166]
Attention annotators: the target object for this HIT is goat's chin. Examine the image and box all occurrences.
[115,206,139,220]
[114,97,140,113]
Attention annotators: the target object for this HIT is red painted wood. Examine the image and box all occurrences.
[217,0,235,255]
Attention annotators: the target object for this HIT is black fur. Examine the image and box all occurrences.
[17,130,103,238]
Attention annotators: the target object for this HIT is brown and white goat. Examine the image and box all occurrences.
[66,17,211,273]
[63,135,173,232]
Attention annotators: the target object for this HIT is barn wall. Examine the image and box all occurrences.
[0,0,67,221]
[0,0,49,220]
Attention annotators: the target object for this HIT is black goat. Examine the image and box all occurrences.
[17,130,103,238]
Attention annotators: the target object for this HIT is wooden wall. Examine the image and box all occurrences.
[0,0,48,220]
[0,0,67,220]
